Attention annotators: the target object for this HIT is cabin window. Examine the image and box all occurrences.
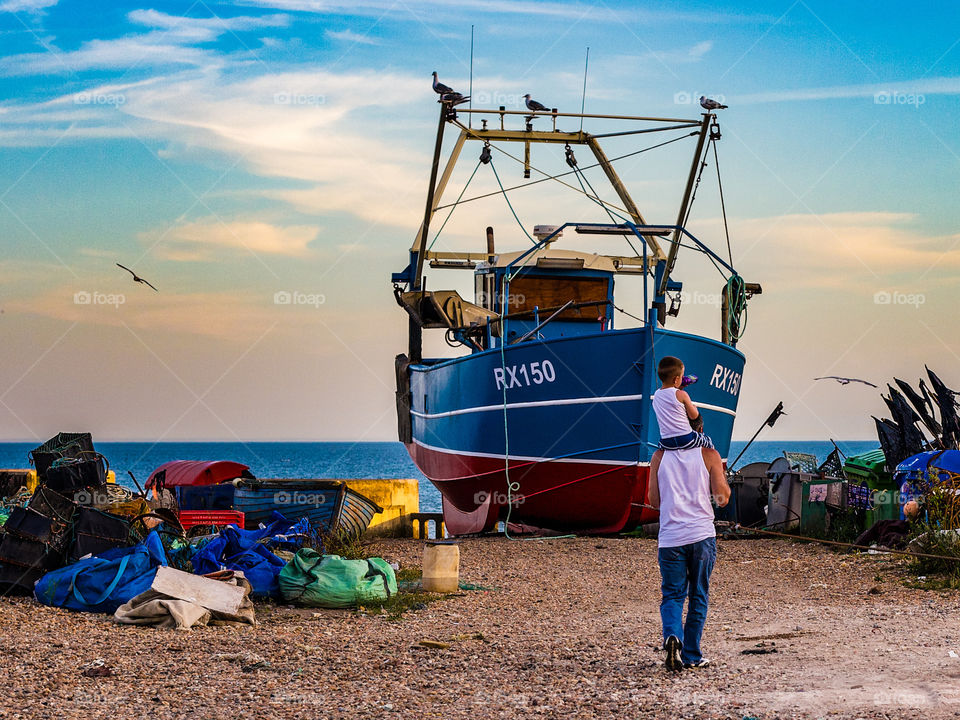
[507,275,609,320]
[475,273,496,310]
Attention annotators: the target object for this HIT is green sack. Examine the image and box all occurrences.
[279,550,398,608]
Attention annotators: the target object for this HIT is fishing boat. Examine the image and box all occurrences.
[391,91,762,535]
[148,461,382,536]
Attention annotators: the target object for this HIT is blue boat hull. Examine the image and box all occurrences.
[405,325,745,534]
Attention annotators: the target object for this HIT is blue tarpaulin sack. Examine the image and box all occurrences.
[34,531,167,614]
[190,515,302,598]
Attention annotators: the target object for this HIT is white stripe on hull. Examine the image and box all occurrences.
[410,394,737,419]
[411,437,647,467]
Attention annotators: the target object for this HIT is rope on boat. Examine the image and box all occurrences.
[724,274,748,342]
[498,270,521,539]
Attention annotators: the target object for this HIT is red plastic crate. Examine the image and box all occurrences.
[178,510,245,530]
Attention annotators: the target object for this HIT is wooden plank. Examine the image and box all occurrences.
[510,276,609,320]
[151,566,246,616]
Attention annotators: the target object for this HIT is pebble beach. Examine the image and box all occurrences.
[1,536,958,719]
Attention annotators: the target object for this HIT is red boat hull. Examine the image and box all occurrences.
[407,441,658,535]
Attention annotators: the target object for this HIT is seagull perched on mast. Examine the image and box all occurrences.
[116,263,158,292]
[431,71,454,95]
[431,72,469,105]
[814,376,878,388]
[700,95,728,110]
[524,94,548,112]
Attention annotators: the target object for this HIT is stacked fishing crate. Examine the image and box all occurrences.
[0,433,133,595]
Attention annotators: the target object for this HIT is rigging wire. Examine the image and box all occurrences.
[426,160,482,252]
[566,144,625,226]
[488,160,536,244]
[712,138,734,267]
[435,132,696,212]
[674,135,726,279]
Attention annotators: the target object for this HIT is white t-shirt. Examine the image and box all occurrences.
[656,447,716,548]
[652,387,692,439]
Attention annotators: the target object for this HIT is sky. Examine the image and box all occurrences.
[0,0,958,444]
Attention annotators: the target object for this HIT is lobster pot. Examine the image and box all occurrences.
[422,540,460,593]
[43,456,106,494]
[68,507,130,562]
[29,433,96,479]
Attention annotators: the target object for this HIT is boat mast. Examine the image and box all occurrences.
[409,100,453,362]
[584,136,664,261]
[658,113,713,297]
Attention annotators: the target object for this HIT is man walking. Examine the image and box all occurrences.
[648,446,730,671]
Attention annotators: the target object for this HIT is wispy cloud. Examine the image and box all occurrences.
[737,76,960,105]
[236,0,772,24]
[325,28,380,45]
[0,9,290,75]
[0,0,57,12]
[144,219,321,260]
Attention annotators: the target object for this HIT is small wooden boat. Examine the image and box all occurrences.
[178,478,383,536]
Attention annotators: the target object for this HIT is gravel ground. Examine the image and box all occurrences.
[1,536,958,719]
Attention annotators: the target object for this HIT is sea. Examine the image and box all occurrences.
[0,440,880,513]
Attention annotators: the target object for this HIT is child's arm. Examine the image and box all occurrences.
[675,389,701,421]
[647,449,663,508]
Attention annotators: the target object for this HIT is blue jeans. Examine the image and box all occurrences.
[658,537,716,665]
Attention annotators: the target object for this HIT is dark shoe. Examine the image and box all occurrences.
[683,658,711,669]
[664,636,683,672]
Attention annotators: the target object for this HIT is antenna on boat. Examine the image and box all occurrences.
[468,25,474,129]
[579,47,589,133]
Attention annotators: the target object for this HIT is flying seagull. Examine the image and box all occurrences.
[116,263,158,292]
[814,376,878,388]
[700,95,728,110]
[524,94,548,112]
[431,71,454,95]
